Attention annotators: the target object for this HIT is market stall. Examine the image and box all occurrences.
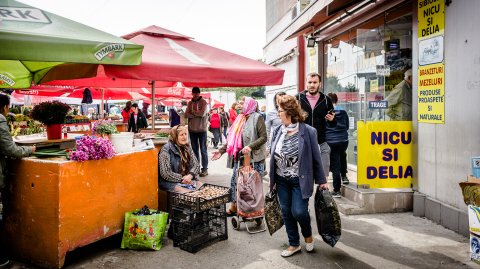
[3,149,159,268]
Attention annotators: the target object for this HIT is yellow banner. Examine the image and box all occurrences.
[418,63,445,123]
[418,0,444,40]
[357,121,414,188]
[370,79,378,93]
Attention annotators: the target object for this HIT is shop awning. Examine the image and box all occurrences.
[284,0,369,40]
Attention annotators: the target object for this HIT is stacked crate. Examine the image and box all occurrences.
[170,184,230,253]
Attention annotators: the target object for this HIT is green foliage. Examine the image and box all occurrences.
[202,86,266,100]
[30,101,70,125]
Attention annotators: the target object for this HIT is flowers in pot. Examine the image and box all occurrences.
[30,101,70,125]
[92,119,119,137]
[30,101,70,139]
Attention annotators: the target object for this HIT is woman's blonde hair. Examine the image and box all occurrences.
[278,95,307,123]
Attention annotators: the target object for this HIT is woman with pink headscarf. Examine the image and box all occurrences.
[212,97,267,216]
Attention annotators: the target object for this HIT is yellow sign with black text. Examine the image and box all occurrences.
[357,121,414,189]
[418,0,444,39]
[418,0,445,123]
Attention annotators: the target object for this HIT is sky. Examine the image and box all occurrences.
[18,0,267,60]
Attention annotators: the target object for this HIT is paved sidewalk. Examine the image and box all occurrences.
[8,145,477,268]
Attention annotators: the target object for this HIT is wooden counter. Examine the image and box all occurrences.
[2,149,158,268]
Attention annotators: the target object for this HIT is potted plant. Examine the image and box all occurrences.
[92,119,119,138]
[30,101,70,140]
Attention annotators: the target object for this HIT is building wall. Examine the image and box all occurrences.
[417,0,480,211]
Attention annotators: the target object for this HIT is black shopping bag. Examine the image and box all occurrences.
[314,189,341,247]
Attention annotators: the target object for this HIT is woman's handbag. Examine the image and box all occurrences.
[264,189,284,236]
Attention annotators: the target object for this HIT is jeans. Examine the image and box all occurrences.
[222,126,228,142]
[211,128,221,147]
[328,141,348,192]
[319,142,331,178]
[230,160,264,202]
[276,175,312,247]
[189,131,208,171]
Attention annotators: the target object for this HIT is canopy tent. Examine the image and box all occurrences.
[43,26,284,128]
[0,0,143,88]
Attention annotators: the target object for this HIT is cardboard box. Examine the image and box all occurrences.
[470,233,480,264]
[468,175,480,184]
[469,205,480,236]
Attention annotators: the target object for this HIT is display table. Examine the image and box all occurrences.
[2,149,158,268]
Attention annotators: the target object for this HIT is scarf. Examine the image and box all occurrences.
[274,122,299,156]
[226,97,257,157]
[169,125,190,175]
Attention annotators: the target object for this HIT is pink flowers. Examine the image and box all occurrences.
[69,136,116,162]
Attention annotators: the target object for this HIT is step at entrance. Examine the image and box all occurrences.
[335,184,413,215]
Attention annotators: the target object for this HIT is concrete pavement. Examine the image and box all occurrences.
[8,144,477,268]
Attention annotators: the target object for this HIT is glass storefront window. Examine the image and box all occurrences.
[323,5,412,166]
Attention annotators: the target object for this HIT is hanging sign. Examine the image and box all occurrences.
[418,0,445,124]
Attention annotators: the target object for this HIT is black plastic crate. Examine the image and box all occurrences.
[170,183,231,212]
[172,205,228,253]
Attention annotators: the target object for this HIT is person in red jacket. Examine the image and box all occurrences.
[209,108,221,149]
[228,102,237,125]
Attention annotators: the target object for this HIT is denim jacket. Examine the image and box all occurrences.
[269,122,326,199]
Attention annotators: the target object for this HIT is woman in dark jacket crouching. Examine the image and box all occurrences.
[269,95,328,257]
[158,125,202,193]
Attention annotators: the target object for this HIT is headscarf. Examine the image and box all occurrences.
[226,97,257,157]
[169,125,190,176]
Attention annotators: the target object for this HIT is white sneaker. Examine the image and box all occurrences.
[306,241,314,252]
[281,246,301,257]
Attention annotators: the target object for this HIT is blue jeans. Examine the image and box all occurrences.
[222,126,228,142]
[189,131,208,171]
[276,175,312,247]
[230,160,264,202]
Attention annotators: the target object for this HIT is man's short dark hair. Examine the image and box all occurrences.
[192,87,200,93]
[131,103,139,108]
[306,72,322,82]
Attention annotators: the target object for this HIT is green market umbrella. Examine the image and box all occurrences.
[0,0,144,88]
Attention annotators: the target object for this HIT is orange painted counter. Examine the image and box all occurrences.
[2,149,158,268]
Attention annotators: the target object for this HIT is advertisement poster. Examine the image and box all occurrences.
[418,63,444,123]
[417,0,445,124]
[357,121,414,188]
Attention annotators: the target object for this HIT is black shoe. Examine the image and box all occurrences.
[0,256,10,268]
[342,176,350,185]
[331,191,341,198]
[199,170,208,177]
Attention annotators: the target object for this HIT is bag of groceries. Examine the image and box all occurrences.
[121,205,169,250]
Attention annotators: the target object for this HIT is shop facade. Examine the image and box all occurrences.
[265,0,478,236]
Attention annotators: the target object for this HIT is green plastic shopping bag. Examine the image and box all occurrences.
[121,206,169,250]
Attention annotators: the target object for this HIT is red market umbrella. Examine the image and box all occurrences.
[15,87,148,101]
[44,26,284,88]
[211,99,225,109]
[109,26,284,87]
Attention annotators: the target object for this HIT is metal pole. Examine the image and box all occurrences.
[100,88,105,116]
[151,81,155,130]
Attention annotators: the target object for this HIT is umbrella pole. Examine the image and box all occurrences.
[100,88,105,117]
[151,81,155,130]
